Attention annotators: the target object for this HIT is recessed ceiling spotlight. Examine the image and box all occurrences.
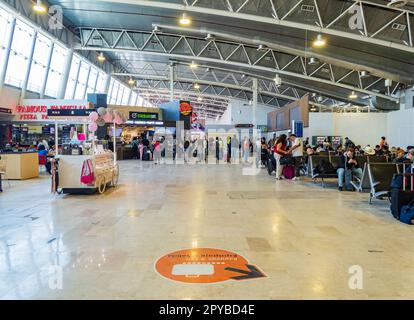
[179,13,191,26]
[313,34,327,47]
[308,57,319,65]
[33,0,47,13]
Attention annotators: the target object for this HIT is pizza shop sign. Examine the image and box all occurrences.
[15,100,90,121]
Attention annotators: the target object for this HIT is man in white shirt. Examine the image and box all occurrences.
[289,134,303,180]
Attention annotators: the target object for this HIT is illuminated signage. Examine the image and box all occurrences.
[179,101,192,116]
[129,112,159,121]
[15,100,90,121]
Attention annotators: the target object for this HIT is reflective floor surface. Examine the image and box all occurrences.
[1,161,414,299]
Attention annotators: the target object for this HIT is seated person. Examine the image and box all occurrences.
[38,144,48,156]
[337,149,363,191]
[393,150,408,163]
[407,149,414,163]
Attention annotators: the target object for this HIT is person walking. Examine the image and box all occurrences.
[243,137,250,164]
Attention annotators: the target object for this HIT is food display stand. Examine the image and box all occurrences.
[57,151,119,194]
[49,107,125,195]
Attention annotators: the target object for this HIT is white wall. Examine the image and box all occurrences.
[387,107,414,148]
[308,112,388,146]
[207,99,274,126]
[0,86,40,109]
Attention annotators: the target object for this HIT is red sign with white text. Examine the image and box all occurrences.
[15,100,90,121]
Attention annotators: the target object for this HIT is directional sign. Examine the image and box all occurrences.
[155,248,266,284]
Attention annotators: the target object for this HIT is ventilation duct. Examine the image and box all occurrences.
[370,96,400,111]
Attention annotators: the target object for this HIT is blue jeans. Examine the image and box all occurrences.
[337,168,363,188]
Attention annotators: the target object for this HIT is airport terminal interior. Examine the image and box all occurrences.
[1,0,414,300]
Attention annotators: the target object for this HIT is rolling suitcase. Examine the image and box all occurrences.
[390,164,414,220]
[282,165,295,180]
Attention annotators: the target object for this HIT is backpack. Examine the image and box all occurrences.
[80,159,94,185]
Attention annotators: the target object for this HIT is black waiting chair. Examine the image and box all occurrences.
[367,163,399,204]
[308,155,338,188]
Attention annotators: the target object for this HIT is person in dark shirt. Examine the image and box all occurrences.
[337,149,363,191]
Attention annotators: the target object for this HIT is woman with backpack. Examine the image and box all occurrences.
[273,134,291,180]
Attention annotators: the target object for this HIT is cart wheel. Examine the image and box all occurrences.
[111,164,120,187]
[98,177,106,194]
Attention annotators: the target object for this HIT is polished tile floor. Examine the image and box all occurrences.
[1,161,414,299]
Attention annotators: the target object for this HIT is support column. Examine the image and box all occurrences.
[103,74,111,95]
[0,17,16,91]
[169,63,175,102]
[20,31,37,104]
[252,78,258,128]
[127,89,133,106]
[40,43,54,98]
[82,66,91,99]
[70,58,81,100]
[57,48,73,99]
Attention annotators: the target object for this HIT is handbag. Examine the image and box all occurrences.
[80,159,95,185]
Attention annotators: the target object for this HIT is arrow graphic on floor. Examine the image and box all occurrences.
[225,264,266,280]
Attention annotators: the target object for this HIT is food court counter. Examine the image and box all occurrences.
[0,152,39,180]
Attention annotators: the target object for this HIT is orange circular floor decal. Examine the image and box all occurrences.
[155,248,266,284]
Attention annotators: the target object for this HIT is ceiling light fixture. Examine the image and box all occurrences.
[194,83,200,89]
[360,70,370,78]
[349,91,358,99]
[189,62,198,69]
[97,52,106,62]
[128,78,135,85]
[205,34,215,41]
[33,0,47,13]
[179,13,191,26]
[308,57,319,65]
[257,44,267,52]
[273,74,282,87]
[153,25,161,33]
[197,97,202,102]
[313,34,327,47]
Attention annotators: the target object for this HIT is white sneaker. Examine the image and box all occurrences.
[292,177,300,181]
